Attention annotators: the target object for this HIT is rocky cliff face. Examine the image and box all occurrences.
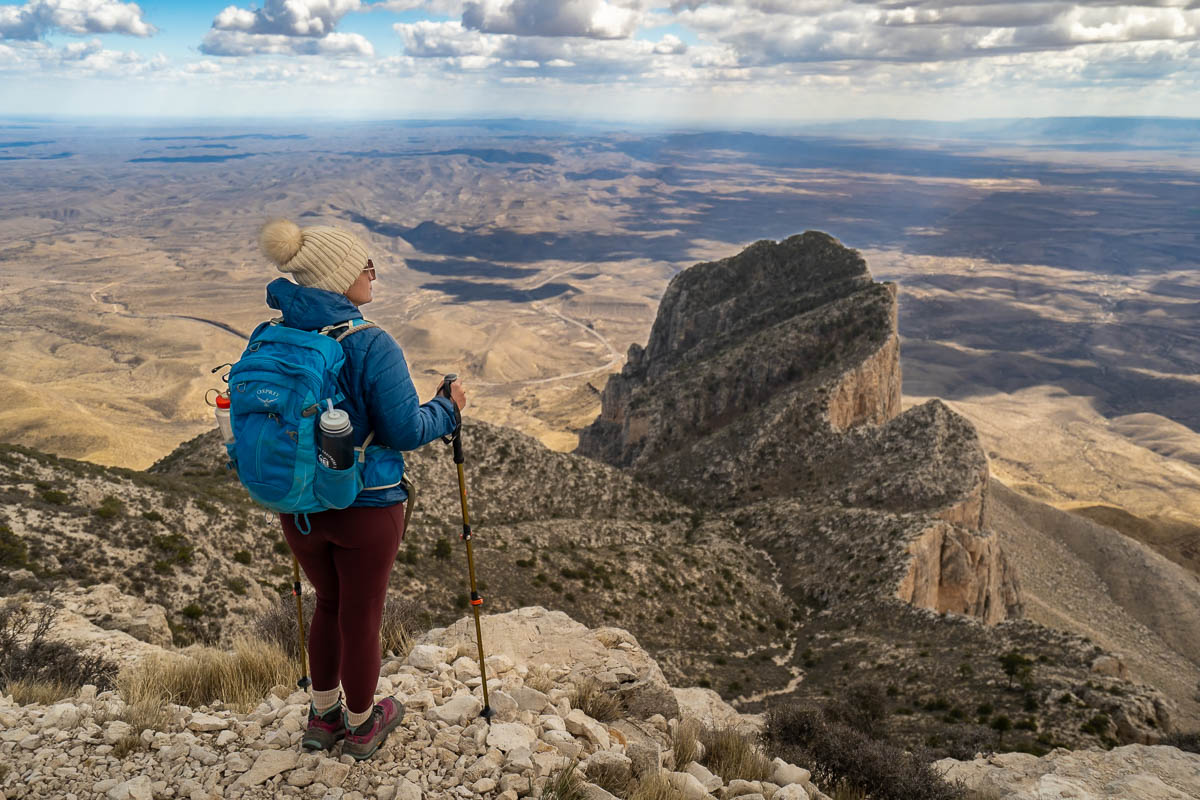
[578,232,1020,625]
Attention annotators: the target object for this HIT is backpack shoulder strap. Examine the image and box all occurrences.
[317,319,378,342]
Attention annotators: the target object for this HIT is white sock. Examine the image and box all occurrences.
[311,686,341,714]
[347,706,373,729]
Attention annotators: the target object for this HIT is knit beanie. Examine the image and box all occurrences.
[259,218,368,295]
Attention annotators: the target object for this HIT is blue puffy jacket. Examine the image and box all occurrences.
[264,278,458,507]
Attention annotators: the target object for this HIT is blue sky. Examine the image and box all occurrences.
[1,0,1198,121]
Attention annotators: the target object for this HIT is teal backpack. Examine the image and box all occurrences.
[225,317,376,520]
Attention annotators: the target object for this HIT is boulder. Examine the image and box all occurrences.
[417,607,679,720]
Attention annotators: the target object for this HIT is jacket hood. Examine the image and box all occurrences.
[266,278,363,330]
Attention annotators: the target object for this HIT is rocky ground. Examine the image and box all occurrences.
[938,745,1200,799]
[0,606,829,800]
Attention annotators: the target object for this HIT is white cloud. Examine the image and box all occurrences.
[0,36,165,76]
[201,29,374,56]
[461,0,647,38]
[671,1,1200,65]
[201,0,373,56]
[0,0,156,40]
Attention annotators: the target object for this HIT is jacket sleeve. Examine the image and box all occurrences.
[362,330,458,451]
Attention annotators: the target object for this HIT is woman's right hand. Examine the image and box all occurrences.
[440,377,467,411]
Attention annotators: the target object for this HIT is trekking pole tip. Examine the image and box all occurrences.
[297,676,312,690]
[481,705,495,723]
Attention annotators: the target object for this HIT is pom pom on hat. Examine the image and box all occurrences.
[259,217,368,295]
[260,218,303,266]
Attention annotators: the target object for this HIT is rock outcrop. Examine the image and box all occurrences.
[0,608,829,800]
[578,233,1021,624]
[937,745,1200,799]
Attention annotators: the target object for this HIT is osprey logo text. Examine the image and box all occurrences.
[256,387,281,407]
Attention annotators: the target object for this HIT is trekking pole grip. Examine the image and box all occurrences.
[440,374,464,463]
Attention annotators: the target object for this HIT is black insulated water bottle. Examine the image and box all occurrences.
[317,400,354,470]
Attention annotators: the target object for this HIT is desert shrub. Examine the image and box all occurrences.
[253,591,420,660]
[570,676,624,723]
[700,725,772,782]
[40,490,69,505]
[541,761,585,800]
[825,683,889,739]
[0,597,114,700]
[999,651,1033,689]
[141,510,164,522]
[434,538,453,560]
[152,533,193,565]
[93,495,123,520]
[117,637,299,712]
[227,577,248,596]
[0,525,27,569]
[765,703,966,800]
[233,550,252,565]
[181,604,205,620]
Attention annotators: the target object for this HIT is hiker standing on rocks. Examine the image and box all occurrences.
[259,218,467,760]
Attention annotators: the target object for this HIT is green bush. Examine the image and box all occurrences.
[182,604,205,619]
[434,539,452,560]
[40,490,69,505]
[93,495,123,519]
[153,533,193,565]
[0,525,28,569]
[233,550,252,565]
[765,704,965,800]
[141,510,164,522]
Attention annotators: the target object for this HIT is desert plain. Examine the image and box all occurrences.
[1,117,1199,579]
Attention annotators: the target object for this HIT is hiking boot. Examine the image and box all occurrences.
[302,702,346,751]
[342,697,404,761]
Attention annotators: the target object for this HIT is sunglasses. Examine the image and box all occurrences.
[363,259,376,279]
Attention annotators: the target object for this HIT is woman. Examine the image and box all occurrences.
[259,217,466,760]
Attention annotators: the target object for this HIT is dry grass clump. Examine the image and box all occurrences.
[525,664,556,694]
[253,592,419,660]
[587,759,632,798]
[5,678,74,706]
[672,718,702,768]
[570,676,624,723]
[628,774,685,800]
[541,761,586,800]
[700,725,772,782]
[117,637,300,713]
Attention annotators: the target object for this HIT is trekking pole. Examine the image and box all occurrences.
[440,374,494,722]
[292,554,312,690]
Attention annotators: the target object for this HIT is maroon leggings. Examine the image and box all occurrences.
[280,504,405,714]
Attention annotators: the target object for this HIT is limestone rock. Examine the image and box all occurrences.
[232,749,299,787]
[61,583,173,647]
[684,760,722,793]
[107,776,153,800]
[674,687,761,732]
[186,713,228,732]
[417,607,679,721]
[487,721,538,752]
[666,770,712,800]
[771,758,811,787]
[566,708,611,749]
[936,744,1200,799]
[430,693,483,726]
